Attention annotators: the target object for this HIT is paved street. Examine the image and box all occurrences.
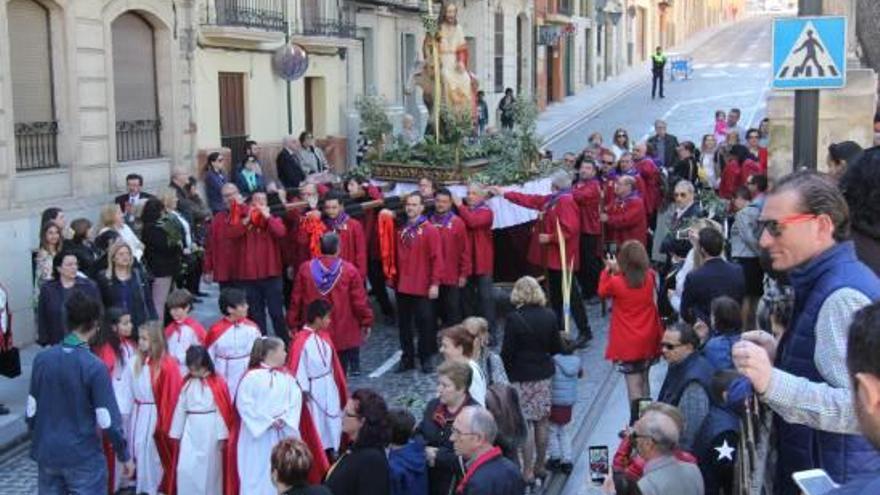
[0,15,775,495]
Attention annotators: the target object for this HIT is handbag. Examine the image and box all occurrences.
[0,346,21,378]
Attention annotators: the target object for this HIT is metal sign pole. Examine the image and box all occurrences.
[793,0,823,171]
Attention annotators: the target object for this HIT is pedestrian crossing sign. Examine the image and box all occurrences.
[772,16,846,90]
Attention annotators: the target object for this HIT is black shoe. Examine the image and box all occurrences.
[349,362,362,377]
[560,461,574,474]
[545,458,561,472]
[420,361,435,374]
[575,333,592,349]
[395,359,415,373]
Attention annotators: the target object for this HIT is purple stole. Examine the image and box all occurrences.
[310,257,343,296]
[324,212,349,232]
[401,216,427,246]
[430,211,455,229]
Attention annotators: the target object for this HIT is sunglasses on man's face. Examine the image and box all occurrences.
[661,342,683,351]
[757,213,818,238]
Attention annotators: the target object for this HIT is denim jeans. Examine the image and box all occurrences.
[38,453,107,495]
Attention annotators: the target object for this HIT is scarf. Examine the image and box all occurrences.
[310,257,343,296]
[544,188,572,210]
[401,216,427,246]
[324,212,349,231]
[456,446,503,494]
[430,211,455,229]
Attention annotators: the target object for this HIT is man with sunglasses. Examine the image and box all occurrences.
[657,323,712,452]
[732,171,880,494]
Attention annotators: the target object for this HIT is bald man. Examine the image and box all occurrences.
[634,410,704,495]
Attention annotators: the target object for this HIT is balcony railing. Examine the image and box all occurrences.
[116,119,161,162]
[208,0,286,31]
[295,16,357,38]
[15,121,59,171]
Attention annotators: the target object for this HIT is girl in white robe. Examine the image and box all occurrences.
[170,345,232,495]
[236,337,303,495]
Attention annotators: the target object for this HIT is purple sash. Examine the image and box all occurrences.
[401,216,427,246]
[324,212,349,231]
[430,211,455,229]
[544,188,572,210]
[310,257,343,295]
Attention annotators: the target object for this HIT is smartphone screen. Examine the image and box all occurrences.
[588,446,609,483]
[793,471,838,495]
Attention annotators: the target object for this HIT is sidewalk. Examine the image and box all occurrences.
[536,16,755,144]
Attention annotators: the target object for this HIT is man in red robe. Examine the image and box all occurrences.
[391,192,441,373]
[431,188,471,328]
[573,157,603,302]
[322,192,367,279]
[454,183,496,343]
[203,183,246,290]
[288,232,373,376]
[603,175,649,249]
[494,170,592,347]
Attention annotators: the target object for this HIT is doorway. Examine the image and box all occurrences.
[218,72,246,168]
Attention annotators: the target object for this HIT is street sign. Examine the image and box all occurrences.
[772,16,846,90]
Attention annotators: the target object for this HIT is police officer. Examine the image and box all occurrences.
[651,46,667,99]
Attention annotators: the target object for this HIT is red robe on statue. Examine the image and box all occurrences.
[150,354,183,495]
[287,255,374,352]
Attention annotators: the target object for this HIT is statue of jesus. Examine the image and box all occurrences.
[423,1,477,122]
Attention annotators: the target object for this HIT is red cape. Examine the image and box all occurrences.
[204,317,258,348]
[165,317,207,342]
[151,355,183,495]
[227,366,331,487]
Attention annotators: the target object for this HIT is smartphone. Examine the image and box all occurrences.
[588,445,609,484]
[605,242,618,256]
[792,469,838,495]
[675,228,691,240]
[630,397,653,425]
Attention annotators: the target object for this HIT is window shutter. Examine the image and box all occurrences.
[8,0,54,123]
[112,13,157,122]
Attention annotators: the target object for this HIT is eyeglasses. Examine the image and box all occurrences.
[661,342,683,351]
[631,432,656,443]
[758,213,819,237]
[616,134,627,138]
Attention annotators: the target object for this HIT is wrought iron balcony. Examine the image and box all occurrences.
[350,0,427,13]
[207,0,286,32]
[116,119,162,162]
[15,121,59,171]
[295,15,357,39]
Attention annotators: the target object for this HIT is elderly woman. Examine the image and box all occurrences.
[271,438,333,495]
[141,197,183,318]
[325,388,390,495]
[439,325,487,406]
[297,131,328,174]
[98,203,145,261]
[500,276,563,488]
[96,241,156,334]
[416,360,479,495]
[36,251,101,346]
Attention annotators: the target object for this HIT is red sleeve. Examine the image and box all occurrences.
[349,270,374,328]
[456,220,471,278]
[367,185,383,201]
[597,269,616,299]
[573,184,600,208]
[154,356,183,495]
[546,198,580,246]
[613,435,633,473]
[352,221,368,279]
[267,216,287,239]
[287,264,308,332]
[608,200,644,229]
[457,205,493,229]
[503,191,547,211]
[427,226,442,287]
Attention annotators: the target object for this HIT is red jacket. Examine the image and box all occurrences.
[635,158,663,215]
[606,194,648,248]
[430,213,472,285]
[598,269,663,362]
[613,434,698,480]
[287,256,373,351]
[740,158,761,185]
[394,218,442,296]
[457,203,494,276]
[603,173,646,209]
[203,209,246,283]
[719,159,743,200]
[504,190,581,271]
[572,179,602,235]
[324,215,367,279]
[758,147,769,174]
[228,213,287,280]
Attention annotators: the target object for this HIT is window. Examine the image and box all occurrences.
[112,12,160,161]
[9,0,58,170]
[494,10,504,93]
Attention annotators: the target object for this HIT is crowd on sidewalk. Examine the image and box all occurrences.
[5,103,880,495]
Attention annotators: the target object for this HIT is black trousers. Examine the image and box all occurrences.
[652,72,664,98]
[547,269,592,341]
[339,347,360,373]
[436,285,462,329]
[368,258,395,317]
[578,234,602,299]
[243,276,289,346]
[464,274,496,339]
[396,292,435,362]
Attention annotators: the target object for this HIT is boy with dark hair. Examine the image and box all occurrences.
[205,287,261,396]
[388,408,428,495]
[164,288,207,375]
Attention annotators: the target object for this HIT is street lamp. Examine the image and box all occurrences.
[604,0,623,25]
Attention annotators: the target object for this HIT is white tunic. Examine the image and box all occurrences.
[167,324,202,376]
[236,367,303,495]
[293,332,343,452]
[111,343,136,491]
[169,379,229,495]
[126,362,162,495]
[208,321,260,397]
[468,359,487,406]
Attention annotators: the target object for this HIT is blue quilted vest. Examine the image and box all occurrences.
[775,242,880,495]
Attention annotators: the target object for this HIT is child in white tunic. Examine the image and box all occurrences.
[206,288,261,396]
[165,288,207,376]
[236,337,303,495]
[170,346,232,495]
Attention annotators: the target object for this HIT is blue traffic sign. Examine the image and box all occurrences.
[772,16,846,90]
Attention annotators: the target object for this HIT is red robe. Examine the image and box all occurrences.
[324,215,368,279]
[203,208,246,283]
[503,190,582,271]
[457,203,494,276]
[572,179,602,235]
[231,214,287,280]
[636,158,663,216]
[394,219,442,296]
[287,256,373,351]
[430,213,472,285]
[150,354,184,495]
[606,194,648,248]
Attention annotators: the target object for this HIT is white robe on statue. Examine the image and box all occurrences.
[236,366,303,495]
[208,321,260,396]
[169,378,229,495]
[126,362,162,495]
[294,331,343,452]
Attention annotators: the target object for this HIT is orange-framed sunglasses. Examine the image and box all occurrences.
[758,213,818,237]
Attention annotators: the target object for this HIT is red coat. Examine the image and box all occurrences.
[394,219,442,296]
[740,158,761,185]
[324,215,367,279]
[430,213,472,285]
[204,209,246,283]
[287,256,374,351]
[598,269,663,362]
[636,158,663,215]
[504,190,581,271]
[603,173,646,209]
[229,214,287,280]
[606,194,648,248]
[572,179,602,235]
[457,203,494,276]
[758,147,769,174]
[719,159,743,200]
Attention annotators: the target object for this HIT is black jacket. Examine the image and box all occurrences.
[416,396,479,495]
[324,446,390,495]
[461,454,526,495]
[114,191,155,213]
[647,133,680,169]
[283,483,333,495]
[96,266,157,331]
[142,219,183,278]
[661,202,703,258]
[37,278,102,346]
[501,305,563,383]
[277,148,306,190]
[680,258,746,324]
[65,241,100,278]
[672,156,700,187]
